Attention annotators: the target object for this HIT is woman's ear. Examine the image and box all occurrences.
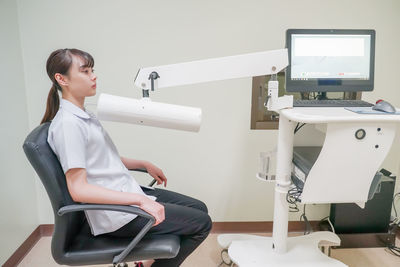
[54,73,68,86]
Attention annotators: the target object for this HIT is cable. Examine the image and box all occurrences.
[386,244,400,257]
[300,204,312,235]
[286,187,302,212]
[286,183,311,234]
[286,193,299,212]
[286,174,305,213]
[392,192,399,219]
[294,123,306,134]
[385,190,400,258]
[318,216,336,234]
[327,217,335,234]
[320,216,329,221]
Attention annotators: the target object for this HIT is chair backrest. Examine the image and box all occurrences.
[23,122,85,260]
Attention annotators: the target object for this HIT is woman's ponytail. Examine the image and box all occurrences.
[40,48,94,124]
[40,84,60,124]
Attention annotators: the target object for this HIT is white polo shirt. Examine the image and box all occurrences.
[48,99,155,236]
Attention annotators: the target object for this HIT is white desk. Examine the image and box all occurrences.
[220,107,400,267]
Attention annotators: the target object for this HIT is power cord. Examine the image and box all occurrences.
[386,244,400,257]
[326,217,335,234]
[286,185,312,234]
[376,168,400,257]
[386,192,400,258]
[391,192,400,224]
[294,123,306,134]
[286,187,302,212]
[300,204,312,235]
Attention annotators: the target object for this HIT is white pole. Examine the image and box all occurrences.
[272,115,295,253]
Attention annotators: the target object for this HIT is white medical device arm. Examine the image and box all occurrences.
[98,49,293,132]
[134,49,293,111]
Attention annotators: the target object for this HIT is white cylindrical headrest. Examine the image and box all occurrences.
[97,93,202,132]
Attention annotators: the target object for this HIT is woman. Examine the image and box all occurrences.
[42,48,212,267]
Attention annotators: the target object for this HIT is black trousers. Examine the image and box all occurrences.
[107,187,212,267]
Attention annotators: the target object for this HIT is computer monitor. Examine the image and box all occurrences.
[285,29,375,93]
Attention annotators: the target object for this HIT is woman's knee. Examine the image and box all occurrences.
[201,213,212,234]
[194,199,209,214]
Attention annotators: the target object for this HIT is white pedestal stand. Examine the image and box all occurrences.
[218,115,345,266]
[219,232,344,267]
[218,107,400,266]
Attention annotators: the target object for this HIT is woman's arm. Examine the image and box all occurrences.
[120,157,150,170]
[121,157,167,187]
[65,168,165,225]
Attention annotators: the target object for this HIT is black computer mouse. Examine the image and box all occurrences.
[372,100,396,113]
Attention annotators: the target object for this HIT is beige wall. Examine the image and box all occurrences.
[0,0,38,264]
[1,3,399,263]
[16,0,400,225]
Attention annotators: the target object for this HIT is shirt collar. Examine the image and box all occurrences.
[60,99,90,119]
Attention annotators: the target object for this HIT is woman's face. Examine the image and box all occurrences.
[63,55,97,98]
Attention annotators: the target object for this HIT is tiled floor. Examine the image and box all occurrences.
[19,233,400,267]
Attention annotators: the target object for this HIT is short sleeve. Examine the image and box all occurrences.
[48,117,88,173]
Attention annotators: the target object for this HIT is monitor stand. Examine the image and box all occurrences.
[316,92,328,100]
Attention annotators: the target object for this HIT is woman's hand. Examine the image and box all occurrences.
[139,197,165,226]
[145,162,168,187]
[120,158,168,187]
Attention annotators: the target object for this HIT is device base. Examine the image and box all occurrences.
[219,232,346,267]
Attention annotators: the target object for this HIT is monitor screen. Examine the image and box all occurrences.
[285,29,375,93]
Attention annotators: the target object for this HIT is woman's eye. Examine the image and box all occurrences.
[81,68,94,74]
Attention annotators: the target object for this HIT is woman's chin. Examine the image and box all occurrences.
[89,89,97,96]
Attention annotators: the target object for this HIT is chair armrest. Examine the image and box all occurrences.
[58,203,154,220]
[128,168,148,173]
[58,204,155,264]
[128,168,157,187]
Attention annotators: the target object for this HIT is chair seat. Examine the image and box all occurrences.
[59,223,180,266]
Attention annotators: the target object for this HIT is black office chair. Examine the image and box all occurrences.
[23,122,180,266]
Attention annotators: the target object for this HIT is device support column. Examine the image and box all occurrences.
[272,115,295,253]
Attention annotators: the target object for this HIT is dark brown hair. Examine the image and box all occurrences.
[40,48,94,124]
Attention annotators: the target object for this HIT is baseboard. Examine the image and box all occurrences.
[39,224,55,237]
[211,221,319,233]
[2,224,54,267]
[2,226,41,267]
[3,221,398,266]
